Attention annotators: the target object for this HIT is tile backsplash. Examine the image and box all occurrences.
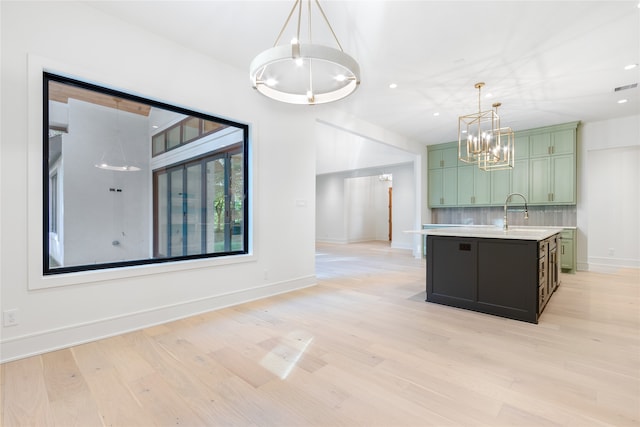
[431,205,577,227]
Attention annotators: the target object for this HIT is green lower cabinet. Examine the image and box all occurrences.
[560,229,576,273]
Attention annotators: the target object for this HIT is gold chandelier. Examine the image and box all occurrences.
[249,0,360,105]
[458,83,514,171]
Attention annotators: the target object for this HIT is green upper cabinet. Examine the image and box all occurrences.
[458,165,491,206]
[511,158,530,199]
[428,146,458,169]
[529,133,552,157]
[529,124,576,157]
[529,154,575,204]
[428,143,458,207]
[427,122,577,208]
[490,168,512,205]
[514,135,530,160]
[429,167,458,207]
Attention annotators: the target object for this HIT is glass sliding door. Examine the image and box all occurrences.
[230,150,244,251]
[153,144,245,259]
[206,157,227,253]
[185,163,203,255]
[169,168,184,257]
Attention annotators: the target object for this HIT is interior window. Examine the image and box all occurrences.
[43,72,249,274]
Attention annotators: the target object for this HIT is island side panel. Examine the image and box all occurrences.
[477,239,538,323]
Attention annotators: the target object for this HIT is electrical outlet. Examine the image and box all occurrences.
[3,309,19,327]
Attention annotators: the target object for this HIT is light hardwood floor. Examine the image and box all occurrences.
[2,241,639,426]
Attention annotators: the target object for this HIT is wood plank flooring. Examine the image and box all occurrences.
[2,241,639,426]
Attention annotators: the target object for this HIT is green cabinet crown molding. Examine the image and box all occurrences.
[510,121,579,139]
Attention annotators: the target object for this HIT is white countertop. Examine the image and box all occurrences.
[411,225,562,241]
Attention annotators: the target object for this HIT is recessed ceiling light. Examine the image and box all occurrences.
[485,92,493,98]
[624,63,638,70]
[618,99,628,104]
[433,112,440,117]
[389,83,398,89]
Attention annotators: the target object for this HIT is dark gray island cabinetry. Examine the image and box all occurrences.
[425,227,561,323]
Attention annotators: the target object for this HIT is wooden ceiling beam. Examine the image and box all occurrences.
[48,81,151,116]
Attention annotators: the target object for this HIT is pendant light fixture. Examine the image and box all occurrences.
[479,102,514,171]
[458,82,514,171]
[95,98,141,172]
[249,0,360,105]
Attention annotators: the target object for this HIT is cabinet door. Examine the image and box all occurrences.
[429,147,458,169]
[529,133,552,157]
[442,167,458,206]
[512,159,529,199]
[491,168,511,205]
[561,238,574,270]
[428,169,444,206]
[442,147,459,168]
[551,129,575,155]
[428,149,443,169]
[551,155,575,203]
[474,167,491,205]
[514,135,530,160]
[457,165,475,205]
[529,157,550,203]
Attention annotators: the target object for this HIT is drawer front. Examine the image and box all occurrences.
[560,229,575,240]
[539,256,547,284]
[539,241,548,258]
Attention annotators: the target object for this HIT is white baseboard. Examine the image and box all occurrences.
[588,256,640,272]
[0,276,315,363]
[315,237,348,244]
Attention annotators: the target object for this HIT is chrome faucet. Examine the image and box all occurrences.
[503,192,529,230]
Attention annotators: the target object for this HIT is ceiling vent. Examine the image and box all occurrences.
[614,83,638,92]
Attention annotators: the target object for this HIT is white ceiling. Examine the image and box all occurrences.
[88,0,639,145]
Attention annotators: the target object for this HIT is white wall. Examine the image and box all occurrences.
[0,1,320,362]
[315,174,347,243]
[316,162,416,251]
[388,164,417,251]
[579,115,640,271]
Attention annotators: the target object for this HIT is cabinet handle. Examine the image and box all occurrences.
[471,196,475,204]
[440,160,444,167]
[548,146,552,155]
[562,246,565,255]
[440,197,444,205]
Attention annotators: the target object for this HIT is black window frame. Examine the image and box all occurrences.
[42,72,249,275]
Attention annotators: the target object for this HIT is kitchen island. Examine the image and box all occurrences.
[423,227,561,323]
